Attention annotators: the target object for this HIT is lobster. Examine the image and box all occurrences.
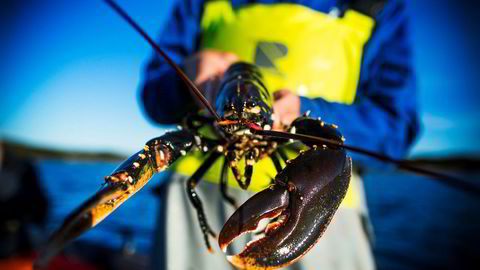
[34,0,475,269]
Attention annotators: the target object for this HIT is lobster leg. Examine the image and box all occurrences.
[220,158,238,208]
[229,150,258,190]
[186,151,222,252]
[219,119,352,269]
[242,151,256,189]
[34,130,195,269]
[270,152,284,173]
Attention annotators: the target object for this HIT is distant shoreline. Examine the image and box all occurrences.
[3,139,126,162]
[3,139,479,171]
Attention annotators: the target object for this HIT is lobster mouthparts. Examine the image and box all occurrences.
[219,148,352,269]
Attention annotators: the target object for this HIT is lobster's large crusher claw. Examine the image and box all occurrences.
[219,147,352,269]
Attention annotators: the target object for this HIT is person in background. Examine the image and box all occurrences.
[0,141,49,269]
[141,0,419,269]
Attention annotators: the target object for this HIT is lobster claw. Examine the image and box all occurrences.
[218,186,289,252]
[219,148,352,269]
[34,181,140,269]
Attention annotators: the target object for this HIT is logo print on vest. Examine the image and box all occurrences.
[254,42,288,74]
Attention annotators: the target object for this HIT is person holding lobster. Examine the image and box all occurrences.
[141,0,419,269]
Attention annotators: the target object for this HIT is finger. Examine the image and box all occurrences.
[197,56,234,85]
[272,109,289,130]
[273,89,290,101]
[222,52,238,64]
[272,116,283,131]
[273,98,291,116]
[281,114,298,126]
[218,56,237,75]
[195,58,220,85]
[273,91,284,101]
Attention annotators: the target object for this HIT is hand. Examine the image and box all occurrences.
[272,89,301,130]
[184,49,238,106]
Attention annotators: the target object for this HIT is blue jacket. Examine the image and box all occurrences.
[141,0,419,167]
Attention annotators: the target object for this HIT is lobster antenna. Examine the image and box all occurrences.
[104,0,477,195]
[252,128,480,196]
[103,0,220,120]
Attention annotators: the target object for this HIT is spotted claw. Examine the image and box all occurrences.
[34,130,195,269]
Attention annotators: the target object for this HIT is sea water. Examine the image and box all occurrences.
[35,159,167,254]
[34,160,480,268]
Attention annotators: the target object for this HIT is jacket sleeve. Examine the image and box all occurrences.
[140,0,204,125]
[300,0,420,166]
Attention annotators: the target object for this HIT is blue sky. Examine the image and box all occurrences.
[1,1,479,158]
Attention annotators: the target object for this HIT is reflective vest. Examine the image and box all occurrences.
[170,1,375,208]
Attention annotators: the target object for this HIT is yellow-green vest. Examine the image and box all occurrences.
[170,1,375,208]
